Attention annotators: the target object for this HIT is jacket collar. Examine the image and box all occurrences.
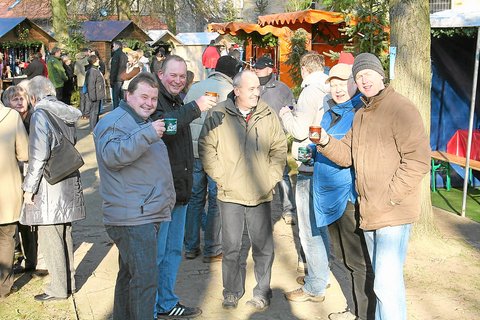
[224,95,271,118]
[119,100,150,124]
[361,84,393,111]
[157,79,183,105]
[301,71,328,89]
[34,96,81,123]
[208,71,233,84]
[0,103,12,123]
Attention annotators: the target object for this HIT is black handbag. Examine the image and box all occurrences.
[40,110,84,185]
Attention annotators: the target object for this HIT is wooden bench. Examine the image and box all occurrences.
[431,151,480,192]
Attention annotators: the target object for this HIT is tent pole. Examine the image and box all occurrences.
[461,27,480,217]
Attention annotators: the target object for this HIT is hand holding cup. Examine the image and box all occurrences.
[196,93,218,112]
[152,119,166,138]
[309,125,322,144]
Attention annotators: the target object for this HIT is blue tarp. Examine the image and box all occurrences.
[0,17,25,38]
[81,21,132,42]
[431,35,480,186]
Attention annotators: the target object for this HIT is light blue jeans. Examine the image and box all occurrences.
[184,159,222,257]
[154,204,187,316]
[296,173,330,296]
[363,224,412,320]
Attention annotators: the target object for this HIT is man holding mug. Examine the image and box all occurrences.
[279,52,331,303]
[152,55,217,319]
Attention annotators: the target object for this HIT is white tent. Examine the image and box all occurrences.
[431,9,480,216]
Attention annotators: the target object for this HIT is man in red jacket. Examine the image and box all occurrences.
[202,40,220,76]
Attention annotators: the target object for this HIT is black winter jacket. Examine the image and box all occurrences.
[109,49,127,83]
[152,81,201,204]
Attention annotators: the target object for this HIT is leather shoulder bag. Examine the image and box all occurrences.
[39,109,84,185]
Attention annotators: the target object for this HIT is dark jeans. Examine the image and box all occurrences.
[329,202,376,320]
[106,223,159,320]
[18,223,37,269]
[0,223,16,296]
[79,91,88,116]
[184,159,221,257]
[88,100,101,132]
[219,201,274,300]
[111,81,124,110]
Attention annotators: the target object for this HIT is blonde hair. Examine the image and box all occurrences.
[300,51,325,74]
[127,51,140,64]
[2,85,30,108]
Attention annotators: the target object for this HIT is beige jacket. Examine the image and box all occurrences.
[0,104,29,224]
[319,85,431,230]
[199,97,287,206]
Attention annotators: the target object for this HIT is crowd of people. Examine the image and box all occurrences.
[0,41,430,320]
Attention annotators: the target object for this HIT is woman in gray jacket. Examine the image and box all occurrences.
[21,76,86,301]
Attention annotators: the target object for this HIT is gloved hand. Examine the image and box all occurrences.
[318,127,330,146]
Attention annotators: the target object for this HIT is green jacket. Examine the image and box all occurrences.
[199,96,287,206]
[47,56,67,88]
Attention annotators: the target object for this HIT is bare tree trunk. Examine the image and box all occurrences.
[389,0,436,235]
[116,0,131,20]
[165,1,177,33]
[51,0,68,44]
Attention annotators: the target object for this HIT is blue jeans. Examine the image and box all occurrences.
[106,223,159,320]
[364,224,412,320]
[111,81,123,110]
[296,173,330,296]
[184,159,222,257]
[154,204,187,315]
[278,163,296,217]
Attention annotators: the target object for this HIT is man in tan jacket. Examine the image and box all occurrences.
[199,70,287,312]
[316,53,430,320]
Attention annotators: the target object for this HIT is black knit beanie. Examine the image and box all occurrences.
[352,53,385,79]
[215,56,240,79]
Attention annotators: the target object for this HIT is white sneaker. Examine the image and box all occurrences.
[328,310,357,320]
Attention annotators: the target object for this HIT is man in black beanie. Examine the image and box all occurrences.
[182,55,240,263]
[316,52,431,320]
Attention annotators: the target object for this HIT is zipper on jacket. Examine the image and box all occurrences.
[140,187,156,214]
[255,127,259,151]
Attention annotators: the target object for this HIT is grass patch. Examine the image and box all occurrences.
[431,187,480,223]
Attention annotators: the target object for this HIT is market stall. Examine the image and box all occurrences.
[0,17,56,88]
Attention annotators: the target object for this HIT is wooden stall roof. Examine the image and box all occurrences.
[81,21,152,42]
[258,9,345,27]
[0,17,56,42]
[208,22,293,40]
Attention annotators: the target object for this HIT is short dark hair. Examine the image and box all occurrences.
[88,55,98,65]
[127,72,159,93]
[51,47,62,55]
[113,40,123,48]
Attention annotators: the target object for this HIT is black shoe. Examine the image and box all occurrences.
[31,269,49,278]
[184,249,201,260]
[34,293,67,302]
[202,253,223,263]
[157,302,202,319]
[222,294,239,309]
